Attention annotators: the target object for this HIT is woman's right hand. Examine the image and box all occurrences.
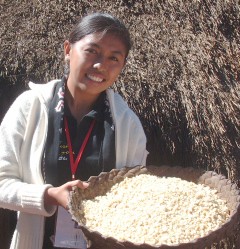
[44,180,89,210]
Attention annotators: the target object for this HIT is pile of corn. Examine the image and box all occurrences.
[81,174,230,245]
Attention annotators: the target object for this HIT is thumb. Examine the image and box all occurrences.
[69,179,89,190]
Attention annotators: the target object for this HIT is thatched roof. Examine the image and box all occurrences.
[0,0,240,184]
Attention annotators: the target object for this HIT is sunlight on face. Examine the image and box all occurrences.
[64,32,127,98]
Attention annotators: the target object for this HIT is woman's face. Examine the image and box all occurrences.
[64,32,127,98]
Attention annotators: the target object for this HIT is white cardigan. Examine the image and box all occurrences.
[0,80,148,249]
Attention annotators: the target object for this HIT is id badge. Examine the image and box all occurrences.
[54,206,87,249]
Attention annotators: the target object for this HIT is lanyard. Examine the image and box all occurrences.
[64,117,96,180]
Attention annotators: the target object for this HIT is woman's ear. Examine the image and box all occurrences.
[64,40,71,61]
[64,41,71,77]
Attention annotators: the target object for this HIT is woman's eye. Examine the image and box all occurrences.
[86,48,97,54]
[110,56,118,62]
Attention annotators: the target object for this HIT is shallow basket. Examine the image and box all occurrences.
[69,165,240,249]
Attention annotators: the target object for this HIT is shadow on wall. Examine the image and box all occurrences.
[0,78,27,122]
[0,209,16,249]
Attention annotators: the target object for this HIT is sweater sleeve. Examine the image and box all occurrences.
[0,91,56,216]
[123,113,148,167]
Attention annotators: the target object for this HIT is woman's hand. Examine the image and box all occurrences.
[44,180,89,210]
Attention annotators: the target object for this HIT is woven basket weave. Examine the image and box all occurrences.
[69,165,240,249]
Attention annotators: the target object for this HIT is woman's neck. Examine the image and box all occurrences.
[65,86,99,123]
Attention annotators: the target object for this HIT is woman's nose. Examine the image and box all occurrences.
[93,57,106,71]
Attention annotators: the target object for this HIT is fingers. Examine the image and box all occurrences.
[68,179,89,190]
[45,180,89,209]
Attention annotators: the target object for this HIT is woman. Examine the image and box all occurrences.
[0,12,148,249]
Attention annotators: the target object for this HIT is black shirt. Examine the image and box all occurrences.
[57,91,115,183]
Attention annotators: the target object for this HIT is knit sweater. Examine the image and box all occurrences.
[0,79,148,249]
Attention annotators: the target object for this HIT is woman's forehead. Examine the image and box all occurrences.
[76,32,127,54]
[82,32,123,43]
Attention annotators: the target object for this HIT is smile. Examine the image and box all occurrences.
[87,74,104,83]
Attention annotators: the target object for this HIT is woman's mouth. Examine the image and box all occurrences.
[87,74,105,83]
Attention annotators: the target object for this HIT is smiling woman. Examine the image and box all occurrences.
[64,32,127,122]
[0,12,148,249]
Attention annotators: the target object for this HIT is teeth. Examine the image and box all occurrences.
[87,74,104,82]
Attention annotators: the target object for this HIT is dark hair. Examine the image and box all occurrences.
[68,13,132,58]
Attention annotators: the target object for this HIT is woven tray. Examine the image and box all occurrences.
[69,165,240,249]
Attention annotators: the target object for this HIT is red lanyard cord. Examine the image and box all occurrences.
[64,117,96,180]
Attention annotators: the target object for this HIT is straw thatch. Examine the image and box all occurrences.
[0,0,240,248]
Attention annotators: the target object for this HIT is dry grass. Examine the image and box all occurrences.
[1,0,239,184]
